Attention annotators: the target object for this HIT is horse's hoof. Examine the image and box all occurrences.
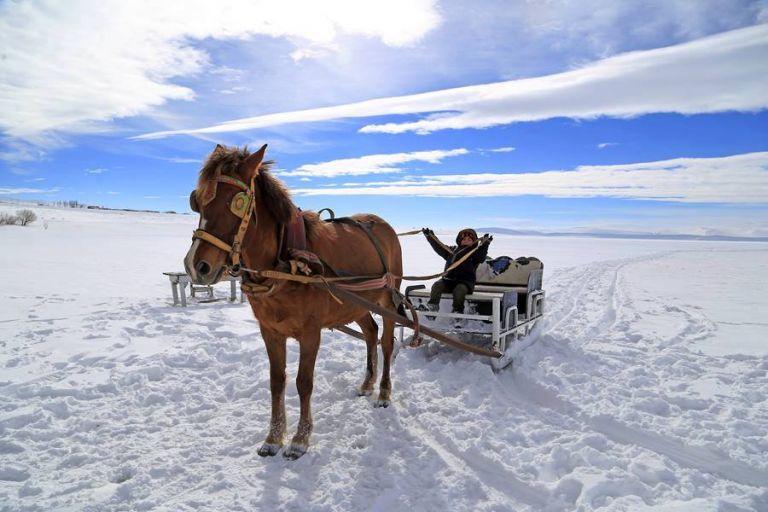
[358,388,374,397]
[282,443,307,460]
[374,399,390,408]
[257,442,282,457]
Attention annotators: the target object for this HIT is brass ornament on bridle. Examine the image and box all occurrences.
[229,192,250,218]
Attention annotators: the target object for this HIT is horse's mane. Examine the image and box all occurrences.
[197,145,286,221]
[197,145,320,236]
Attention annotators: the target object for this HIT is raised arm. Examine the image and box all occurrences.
[422,228,453,261]
[471,234,493,265]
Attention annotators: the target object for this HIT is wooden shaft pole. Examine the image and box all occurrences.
[320,283,503,358]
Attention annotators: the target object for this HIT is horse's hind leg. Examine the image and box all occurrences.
[258,330,287,457]
[376,317,396,408]
[283,329,321,460]
[356,313,378,396]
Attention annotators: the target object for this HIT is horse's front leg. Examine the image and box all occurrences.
[257,329,287,457]
[283,329,321,460]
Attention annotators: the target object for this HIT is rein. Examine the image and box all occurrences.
[239,235,487,291]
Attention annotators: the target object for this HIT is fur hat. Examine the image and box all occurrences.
[456,228,478,244]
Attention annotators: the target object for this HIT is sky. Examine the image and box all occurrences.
[1,0,767,237]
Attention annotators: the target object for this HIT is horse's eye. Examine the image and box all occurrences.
[189,190,200,213]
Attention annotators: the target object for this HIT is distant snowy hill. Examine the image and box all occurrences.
[477,226,768,242]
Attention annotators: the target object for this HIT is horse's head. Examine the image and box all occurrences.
[184,143,268,285]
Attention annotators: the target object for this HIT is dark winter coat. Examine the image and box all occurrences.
[425,230,489,292]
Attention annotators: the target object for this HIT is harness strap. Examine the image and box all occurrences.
[283,208,307,257]
[216,175,249,191]
[318,207,335,220]
[253,268,391,286]
[229,177,257,270]
[329,217,390,274]
[193,229,232,253]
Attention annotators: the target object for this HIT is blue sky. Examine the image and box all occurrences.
[1,0,767,236]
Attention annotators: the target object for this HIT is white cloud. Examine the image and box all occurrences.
[0,139,51,163]
[290,151,768,204]
[0,187,55,195]
[598,142,619,149]
[163,157,202,164]
[487,147,516,153]
[0,0,440,142]
[522,0,765,56]
[86,168,107,175]
[281,148,468,177]
[136,24,768,139]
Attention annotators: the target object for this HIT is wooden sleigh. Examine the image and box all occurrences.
[397,257,545,371]
[329,256,546,371]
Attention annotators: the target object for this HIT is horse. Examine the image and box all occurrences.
[183,144,403,459]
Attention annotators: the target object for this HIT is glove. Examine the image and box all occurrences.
[422,227,433,236]
[481,234,493,244]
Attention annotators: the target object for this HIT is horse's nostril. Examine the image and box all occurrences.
[196,261,211,276]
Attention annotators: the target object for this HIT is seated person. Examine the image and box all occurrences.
[422,228,493,317]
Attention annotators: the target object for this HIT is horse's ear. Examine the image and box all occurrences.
[242,144,268,181]
[212,143,227,156]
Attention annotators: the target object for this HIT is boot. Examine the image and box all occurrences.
[452,308,464,329]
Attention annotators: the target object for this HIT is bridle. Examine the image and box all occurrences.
[190,174,257,275]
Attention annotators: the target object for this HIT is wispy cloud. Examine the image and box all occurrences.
[291,151,768,203]
[488,147,516,153]
[0,140,50,163]
[0,187,57,195]
[162,157,202,164]
[0,0,440,142]
[597,142,619,149]
[136,24,768,139]
[86,168,107,175]
[280,149,469,177]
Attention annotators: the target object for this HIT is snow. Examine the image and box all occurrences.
[1,204,767,511]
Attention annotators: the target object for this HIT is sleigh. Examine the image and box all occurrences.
[396,256,545,370]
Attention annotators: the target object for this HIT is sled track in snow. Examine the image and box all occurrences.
[505,371,768,489]
[502,250,768,495]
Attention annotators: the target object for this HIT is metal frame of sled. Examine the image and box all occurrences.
[163,271,245,307]
[397,269,545,369]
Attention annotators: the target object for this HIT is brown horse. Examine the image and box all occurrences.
[184,144,403,459]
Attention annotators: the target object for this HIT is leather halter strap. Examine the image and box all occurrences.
[192,175,256,273]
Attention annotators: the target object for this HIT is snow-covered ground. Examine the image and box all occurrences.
[1,204,767,511]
